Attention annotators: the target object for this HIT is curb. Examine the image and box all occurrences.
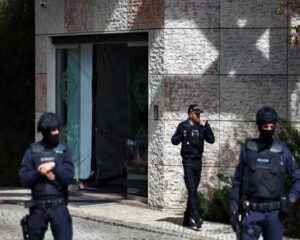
[69,207,211,240]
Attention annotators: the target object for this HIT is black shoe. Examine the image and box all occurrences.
[182,211,203,230]
[188,216,198,229]
[195,216,203,229]
[183,216,198,230]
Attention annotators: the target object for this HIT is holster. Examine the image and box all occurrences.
[20,215,29,240]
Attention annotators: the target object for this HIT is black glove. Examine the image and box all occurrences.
[230,211,239,232]
[280,196,295,221]
[280,197,293,214]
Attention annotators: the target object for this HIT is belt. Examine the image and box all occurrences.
[25,198,65,209]
[183,156,202,160]
[248,201,281,212]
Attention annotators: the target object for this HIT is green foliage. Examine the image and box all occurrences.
[198,173,231,224]
[0,0,34,186]
[275,0,300,45]
[276,119,300,161]
[276,119,300,238]
[198,185,231,223]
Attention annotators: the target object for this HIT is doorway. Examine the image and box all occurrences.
[93,42,148,197]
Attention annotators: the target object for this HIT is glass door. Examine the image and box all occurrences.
[56,48,80,177]
[126,44,148,197]
[56,45,93,180]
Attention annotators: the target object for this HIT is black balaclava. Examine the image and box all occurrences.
[41,129,60,147]
[258,124,275,145]
[37,112,61,148]
[256,106,278,147]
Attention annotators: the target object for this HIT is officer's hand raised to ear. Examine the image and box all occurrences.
[199,119,207,126]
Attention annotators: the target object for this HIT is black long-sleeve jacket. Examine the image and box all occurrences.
[171,119,215,158]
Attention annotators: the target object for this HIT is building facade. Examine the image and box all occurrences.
[35,0,300,212]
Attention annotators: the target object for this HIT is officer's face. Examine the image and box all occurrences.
[50,127,60,135]
[261,123,275,131]
[189,112,200,123]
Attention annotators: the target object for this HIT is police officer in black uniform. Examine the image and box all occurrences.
[230,106,300,240]
[171,104,215,229]
[19,112,74,240]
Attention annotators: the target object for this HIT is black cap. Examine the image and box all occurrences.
[187,104,203,114]
[256,106,278,125]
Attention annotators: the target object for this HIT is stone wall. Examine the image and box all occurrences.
[35,0,300,212]
[149,0,299,212]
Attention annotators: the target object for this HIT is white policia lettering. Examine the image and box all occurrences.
[40,157,55,162]
[257,158,269,163]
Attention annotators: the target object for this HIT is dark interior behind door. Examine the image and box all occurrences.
[94,44,128,192]
[94,43,148,197]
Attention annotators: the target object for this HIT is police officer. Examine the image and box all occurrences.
[171,104,215,230]
[19,112,74,240]
[230,106,300,240]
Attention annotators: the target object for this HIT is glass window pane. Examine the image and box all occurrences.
[56,48,80,179]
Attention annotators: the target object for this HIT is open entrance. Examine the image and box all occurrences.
[54,34,148,199]
[93,43,148,198]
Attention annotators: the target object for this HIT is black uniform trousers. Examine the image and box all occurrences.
[183,158,202,217]
[27,204,72,240]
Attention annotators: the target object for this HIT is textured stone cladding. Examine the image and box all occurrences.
[35,0,164,34]
[34,0,300,211]
[220,75,288,121]
[165,0,220,28]
[149,0,300,212]
[288,76,300,122]
[65,0,94,32]
[164,29,219,75]
[35,0,65,34]
[35,36,48,74]
[35,74,47,113]
[220,29,287,74]
[220,0,286,28]
[164,75,219,120]
[127,0,164,29]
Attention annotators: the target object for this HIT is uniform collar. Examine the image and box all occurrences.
[188,119,195,126]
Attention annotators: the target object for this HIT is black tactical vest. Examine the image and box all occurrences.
[31,142,66,198]
[242,139,285,200]
[181,122,204,158]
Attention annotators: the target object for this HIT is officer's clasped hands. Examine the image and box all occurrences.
[45,171,56,181]
[37,161,56,176]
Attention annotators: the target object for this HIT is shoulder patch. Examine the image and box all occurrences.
[30,142,44,153]
[54,143,66,154]
[270,140,283,153]
[246,139,258,152]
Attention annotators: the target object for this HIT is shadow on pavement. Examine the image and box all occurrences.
[156,216,183,226]
[69,198,116,207]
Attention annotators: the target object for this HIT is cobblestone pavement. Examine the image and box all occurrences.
[0,204,190,240]
[0,188,299,240]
